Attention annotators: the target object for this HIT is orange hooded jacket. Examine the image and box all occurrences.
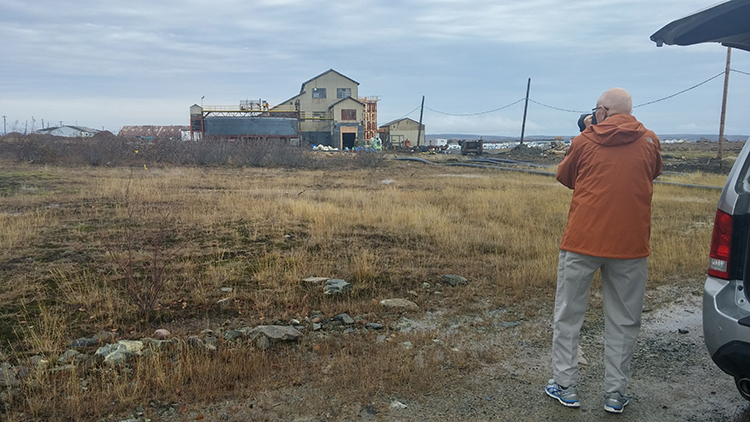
[557,113,662,259]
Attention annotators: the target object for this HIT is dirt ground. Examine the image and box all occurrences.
[141,285,750,422]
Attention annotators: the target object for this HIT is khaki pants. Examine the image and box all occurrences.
[551,250,648,394]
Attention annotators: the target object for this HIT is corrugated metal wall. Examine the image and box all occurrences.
[204,117,297,137]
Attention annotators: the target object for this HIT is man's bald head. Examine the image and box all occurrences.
[597,88,633,116]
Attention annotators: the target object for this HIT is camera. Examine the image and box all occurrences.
[577,112,597,132]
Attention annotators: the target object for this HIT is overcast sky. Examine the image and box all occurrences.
[2,0,750,138]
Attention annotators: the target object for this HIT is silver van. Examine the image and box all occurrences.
[652,0,750,401]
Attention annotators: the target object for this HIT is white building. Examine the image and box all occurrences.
[36,125,100,137]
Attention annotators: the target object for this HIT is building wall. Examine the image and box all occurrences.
[204,117,298,137]
[298,72,358,134]
[383,119,425,147]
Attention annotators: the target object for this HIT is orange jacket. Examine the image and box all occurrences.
[557,114,662,259]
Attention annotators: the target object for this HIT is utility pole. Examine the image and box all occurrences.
[520,78,531,145]
[718,46,731,161]
[2,116,5,135]
[417,95,425,148]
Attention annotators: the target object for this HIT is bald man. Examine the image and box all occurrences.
[544,88,662,414]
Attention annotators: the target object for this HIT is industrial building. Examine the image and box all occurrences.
[190,69,378,149]
[379,118,425,149]
[36,125,100,138]
[119,125,189,141]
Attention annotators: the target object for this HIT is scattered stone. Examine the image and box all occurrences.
[223,329,245,341]
[408,290,419,297]
[379,298,419,312]
[365,322,384,330]
[678,328,690,334]
[71,337,96,348]
[95,343,134,365]
[422,282,431,289]
[246,325,303,343]
[312,323,322,331]
[57,349,80,364]
[217,297,233,308]
[255,335,271,351]
[441,274,468,286]
[302,276,329,284]
[390,400,408,409]
[220,287,233,292]
[376,335,386,343]
[0,362,20,387]
[334,313,355,325]
[186,336,217,353]
[401,341,414,350]
[94,331,118,343]
[153,329,171,340]
[323,279,352,295]
[311,317,323,323]
[578,345,588,365]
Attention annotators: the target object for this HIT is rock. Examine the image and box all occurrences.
[186,336,217,353]
[220,287,233,292]
[71,337,98,348]
[312,323,322,331]
[401,341,414,350]
[223,329,245,341]
[678,328,690,334]
[441,274,468,286]
[95,343,133,365]
[390,400,408,409]
[153,329,171,340]
[302,276,329,284]
[255,336,271,351]
[94,331,118,343]
[0,362,20,387]
[95,340,143,365]
[217,297,233,308]
[57,349,81,364]
[366,322,384,330]
[334,313,355,325]
[379,298,419,312]
[246,325,302,342]
[323,279,352,295]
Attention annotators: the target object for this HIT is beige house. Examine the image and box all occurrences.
[274,69,365,149]
[379,118,425,148]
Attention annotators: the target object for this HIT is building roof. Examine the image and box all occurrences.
[328,96,365,109]
[299,69,359,94]
[118,125,189,138]
[36,125,100,136]
[379,117,423,128]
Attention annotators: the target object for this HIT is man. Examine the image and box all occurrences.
[545,88,662,414]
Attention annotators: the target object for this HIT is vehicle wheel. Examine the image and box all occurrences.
[735,377,750,401]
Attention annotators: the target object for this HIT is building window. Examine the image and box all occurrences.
[341,109,356,121]
[337,88,351,99]
[312,111,328,119]
[312,88,326,99]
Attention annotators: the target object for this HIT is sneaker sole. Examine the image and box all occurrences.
[545,389,580,408]
[604,402,628,414]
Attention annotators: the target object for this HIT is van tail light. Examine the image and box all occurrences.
[709,209,733,279]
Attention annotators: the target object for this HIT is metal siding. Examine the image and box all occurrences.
[204,117,297,136]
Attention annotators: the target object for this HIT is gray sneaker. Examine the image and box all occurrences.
[545,379,580,408]
[604,391,629,414]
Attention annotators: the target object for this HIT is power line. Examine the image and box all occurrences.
[731,68,750,76]
[634,71,725,108]
[528,99,586,114]
[424,98,526,116]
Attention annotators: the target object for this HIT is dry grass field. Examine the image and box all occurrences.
[0,146,729,421]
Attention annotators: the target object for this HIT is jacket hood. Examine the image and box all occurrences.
[581,114,648,146]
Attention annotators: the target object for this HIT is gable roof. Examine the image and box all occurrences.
[299,69,359,94]
[328,96,365,110]
[379,117,422,128]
